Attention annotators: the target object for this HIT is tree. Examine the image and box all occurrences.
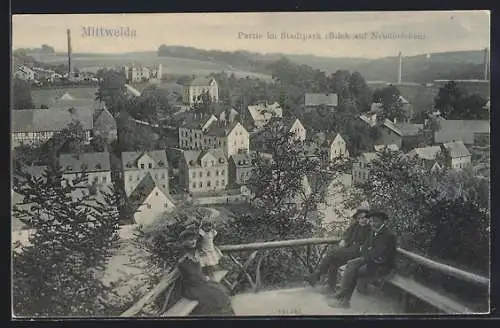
[12,164,121,316]
[434,81,488,120]
[40,104,49,109]
[373,85,407,123]
[52,120,89,156]
[12,78,34,110]
[40,44,55,54]
[95,69,128,115]
[348,72,372,113]
[329,70,351,102]
[116,111,159,152]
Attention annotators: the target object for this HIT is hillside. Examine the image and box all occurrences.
[18,45,488,85]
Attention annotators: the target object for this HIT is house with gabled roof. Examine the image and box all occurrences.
[247,102,283,130]
[304,93,338,112]
[121,150,169,197]
[93,107,117,142]
[352,152,379,186]
[434,120,490,146]
[320,132,349,162]
[128,172,176,227]
[182,77,219,105]
[11,107,94,148]
[178,111,249,157]
[407,146,443,172]
[59,152,113,193]
[179,148,228,194]
[441,140,471,170]
[228,151,254,188]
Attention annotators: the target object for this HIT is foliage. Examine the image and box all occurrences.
[12,78,35,109]
[116,111,159,152]
[359,148,490,274]
[434,81,489,120]
[95,69,128,115]
[373,85,408,123]
[131,85,175,123]
[12,164,121,316]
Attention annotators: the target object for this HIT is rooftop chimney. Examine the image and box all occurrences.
[397,51,402,84]
[483,47,489,81]
[67,29,73,79]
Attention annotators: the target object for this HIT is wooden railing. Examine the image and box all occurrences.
[121,237,490,316]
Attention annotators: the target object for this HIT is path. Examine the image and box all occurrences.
[231,285,402,315]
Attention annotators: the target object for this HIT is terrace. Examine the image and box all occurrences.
[121,236,489,317]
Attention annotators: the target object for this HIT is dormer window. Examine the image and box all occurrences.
[81,163,88,170]
[126,162,132,168]
[66,165,73,171]
[158,161,165,167]
[219,158,225,164]
[95,163,102,170]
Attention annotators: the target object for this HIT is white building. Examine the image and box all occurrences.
[352,152,379,186]
[247,102,283,130]
[128,172,175,227]
[182,77,219,105]
[441,140,471,170]
[283,117,307,142]
[12,107,93,148]
[179,148,229,195]
[321,133,349,162]
[59,152,113,193]
[121,150,169,197]
[178,112,249,158]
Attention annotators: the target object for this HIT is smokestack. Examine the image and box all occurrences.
[67,29,72,79]
[397,51,402,84]
[483,47,489,81]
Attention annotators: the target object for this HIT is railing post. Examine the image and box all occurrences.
[254,252,264,293]
[306,245,312,273]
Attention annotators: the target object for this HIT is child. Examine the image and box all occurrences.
[198,219,223,281]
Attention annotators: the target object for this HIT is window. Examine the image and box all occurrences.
[199,182,203,188]
[221,169,225,175]
[216,170,219,176]
[146,204,152,209]
[211,160,214,166]
[199,172,203,178]
[192,172,196,178]
[164,203,169,208]
[207,171,211,177]
[216,180,219,186]
[94,176,98,183]
[148,163,153,169]
[155,192,159,196]
[103,176,107,183]
[136,175,140,181]
[192,182,196,189]
[161,173,166,179]
[129,175,132,181]
[141,164,145,169]
[222,179,225,185]
[207,181,211,187]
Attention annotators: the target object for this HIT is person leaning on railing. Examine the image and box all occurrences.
[176,229,235,316]
[327,210,397,309]
[304,202,372,293]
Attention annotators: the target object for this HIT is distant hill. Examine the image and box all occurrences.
[18,45,488,85]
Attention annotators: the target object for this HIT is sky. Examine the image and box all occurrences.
[12,11,490,59]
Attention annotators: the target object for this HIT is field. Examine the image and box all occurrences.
[31,86,99,107]
[30,52,273,81]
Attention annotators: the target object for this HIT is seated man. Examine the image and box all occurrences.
[304,203,371,292]
[327,210,397,308]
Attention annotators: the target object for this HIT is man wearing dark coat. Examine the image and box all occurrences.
[304,203,372,291]
[327,210,397,308]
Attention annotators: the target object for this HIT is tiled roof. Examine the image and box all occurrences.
[383,120,423,136]
[205,121,242,137]
[407,146,442,160]
[435,120,490,144]
[12,107,94,133]
[304,93,338,107]
[442,140,471,158]
[184,77,214,87]
[179,112,216,129]
[93,108,117,130]
[183,148,227,168]
[121,150,168,171]
[320,132,342,147]
[59,152,111,173]
[230,152,253,167]
[128,172,174,214]
[248,102,283,122]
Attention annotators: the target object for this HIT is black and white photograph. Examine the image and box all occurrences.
[11,11,490,318]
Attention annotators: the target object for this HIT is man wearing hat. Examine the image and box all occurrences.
[327,210,397,308]
[304,202,372,292]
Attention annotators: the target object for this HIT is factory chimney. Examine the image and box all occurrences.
[67,29,72,80]
[397,51,402,84]
[483,47,489,81]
